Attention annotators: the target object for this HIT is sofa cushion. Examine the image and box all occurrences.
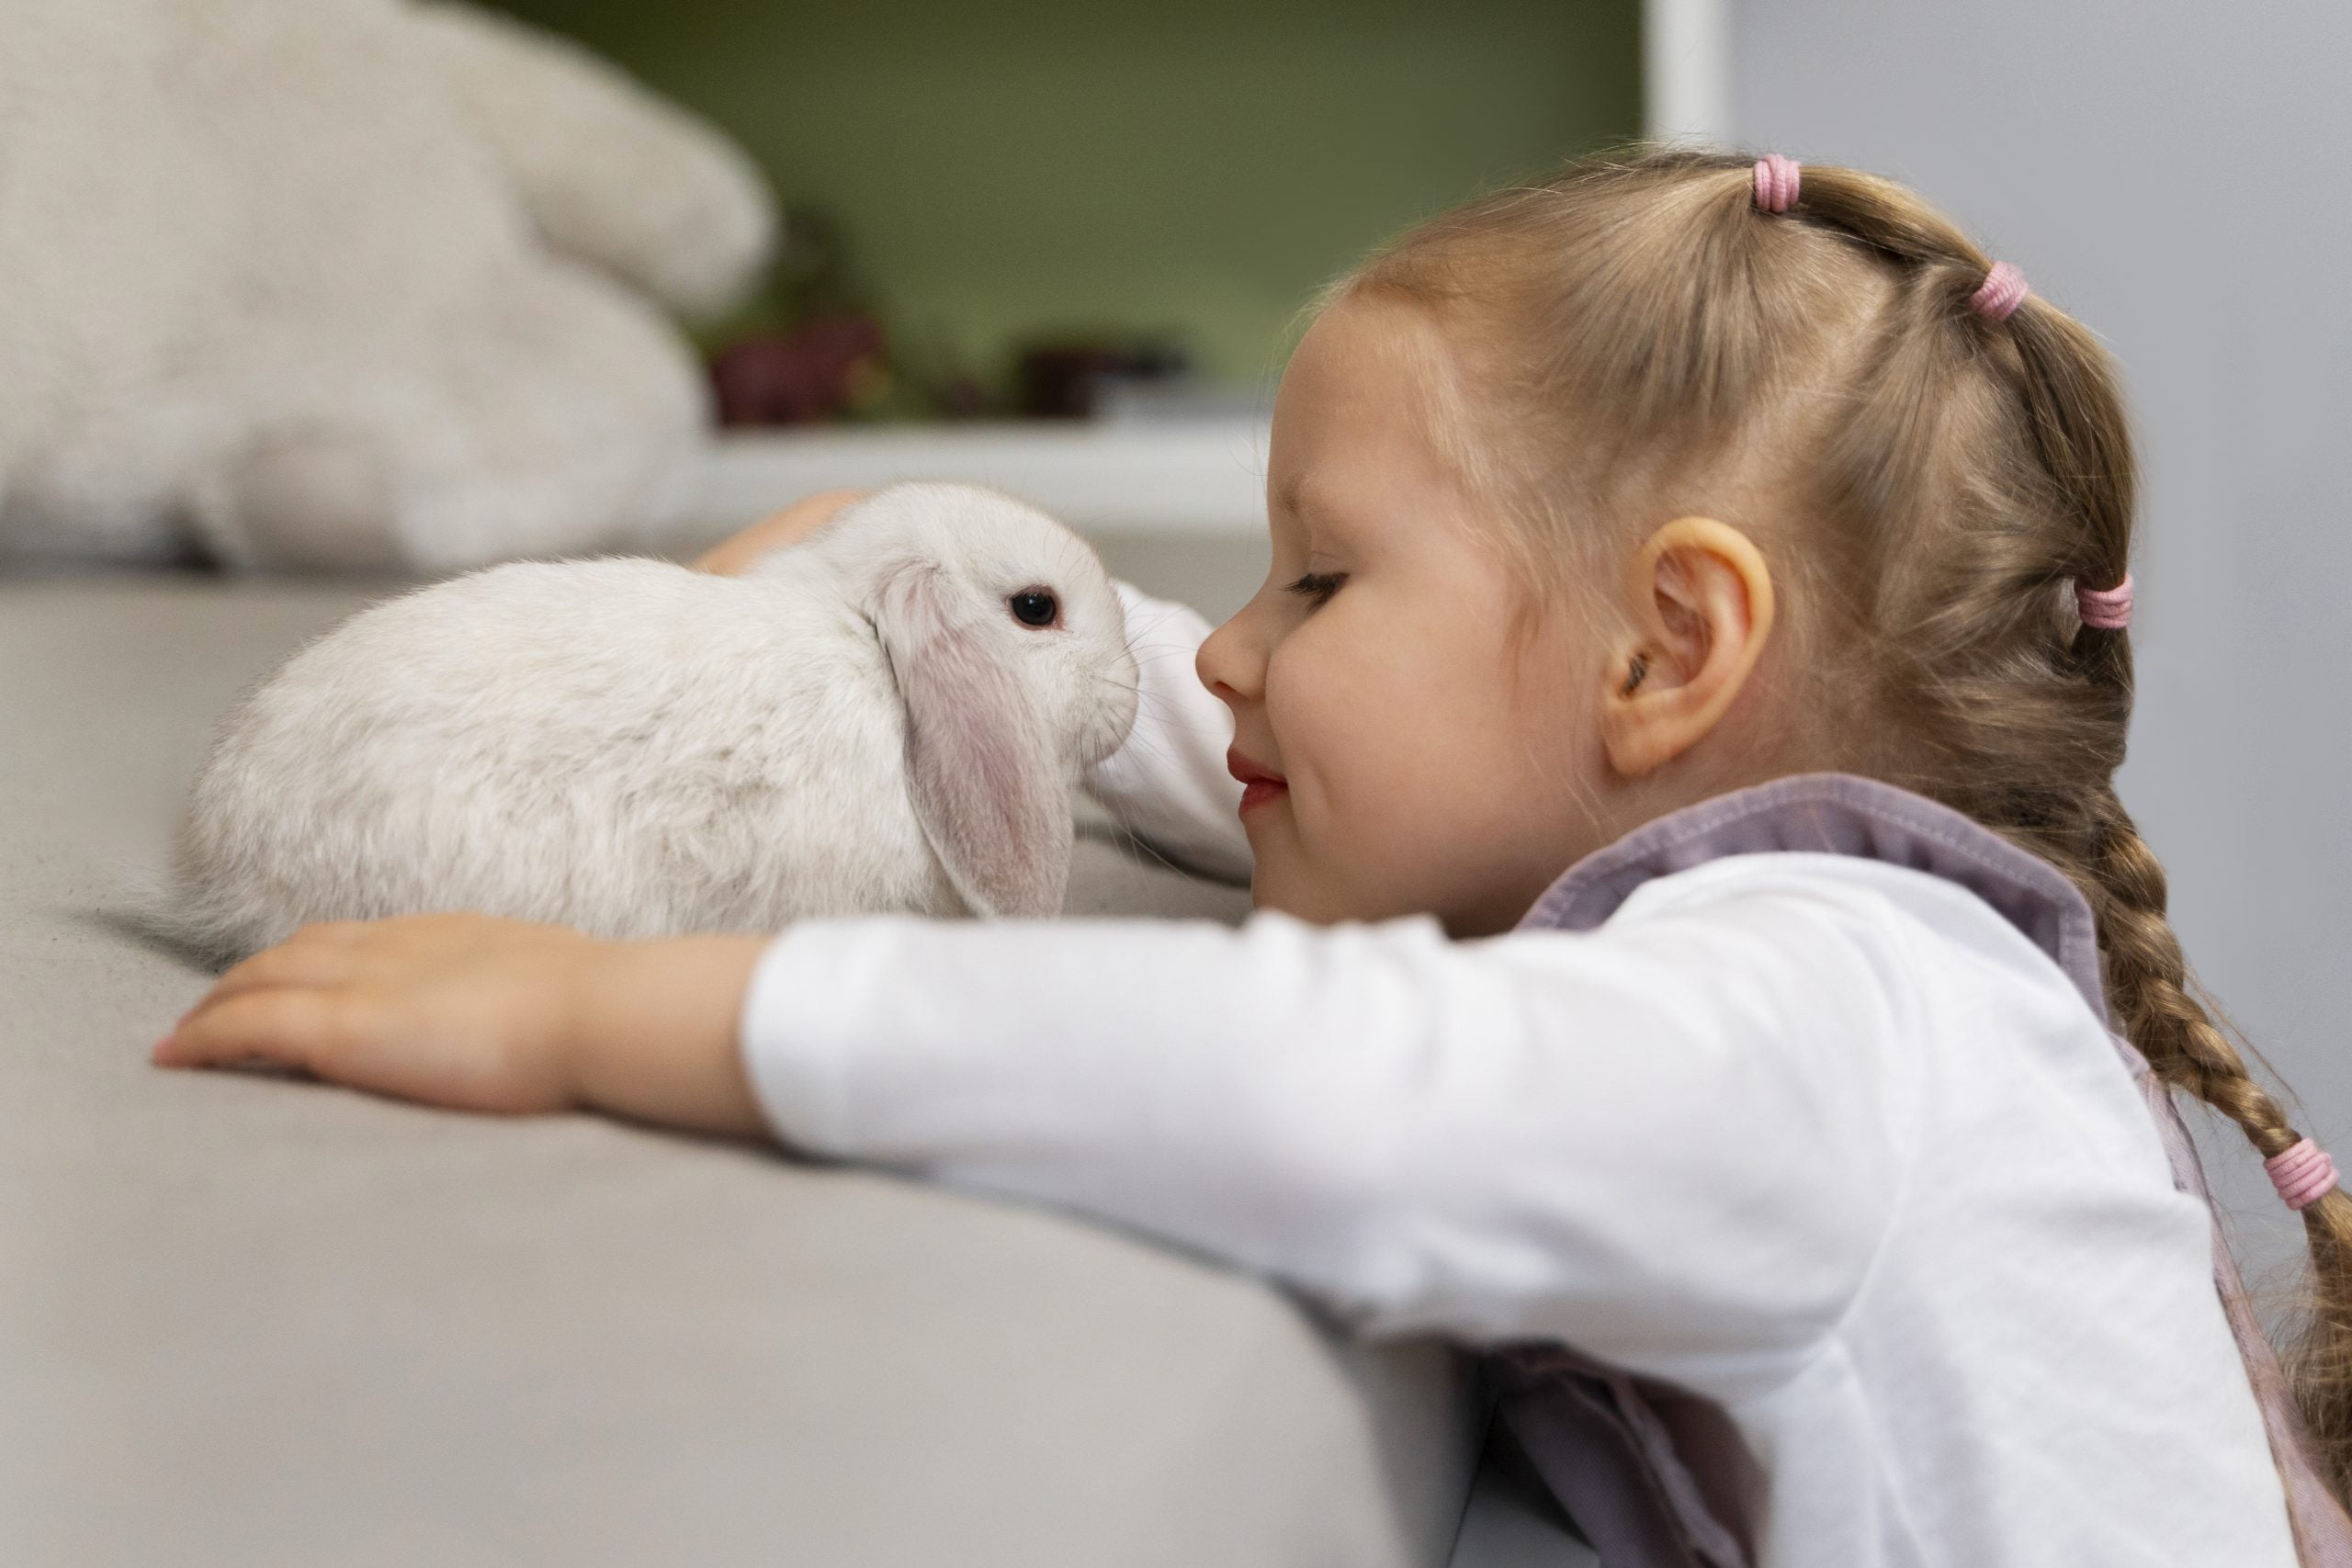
[0,570,1478,1568]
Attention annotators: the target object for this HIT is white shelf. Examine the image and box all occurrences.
[694,419,1272,536]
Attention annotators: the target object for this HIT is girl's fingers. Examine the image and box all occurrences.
[192,925,365,1010]
[155,987,346,1071]
[149,913,594,1115]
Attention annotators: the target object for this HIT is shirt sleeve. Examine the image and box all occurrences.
[738,864,1924,1396]
[1080,582,1251,885]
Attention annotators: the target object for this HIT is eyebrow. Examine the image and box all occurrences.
[1272,473,1330,527]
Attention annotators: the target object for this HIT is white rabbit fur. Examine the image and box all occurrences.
[166,483,1138,962]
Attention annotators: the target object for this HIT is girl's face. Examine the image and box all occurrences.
[1197,299,1614,936]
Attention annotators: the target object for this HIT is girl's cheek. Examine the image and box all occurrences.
[1263,620,1353,759]
[1266,635,1397,839]
[1261,641,1347,830]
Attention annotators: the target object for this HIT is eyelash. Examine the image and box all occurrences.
[1284,571,1347,607]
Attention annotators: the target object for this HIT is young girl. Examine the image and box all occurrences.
[154,148,2352,1564]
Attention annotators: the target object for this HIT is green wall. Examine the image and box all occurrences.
[483,0,1643,389]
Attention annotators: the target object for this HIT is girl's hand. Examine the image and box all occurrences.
[692,488,870,576]
[153,914,774,1137]
[155,914,602,1113]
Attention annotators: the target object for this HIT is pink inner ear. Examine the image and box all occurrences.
[877,564,1070,918]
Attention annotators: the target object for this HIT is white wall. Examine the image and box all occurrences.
[1644,0,1732,142]
[1733,1,2352,1281]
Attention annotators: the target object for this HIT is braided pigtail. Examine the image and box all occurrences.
[1816,180,2352,1507]
[1817,167,2352,1506]
[2079,785,2352,1500]
[1996,287,2352,1503]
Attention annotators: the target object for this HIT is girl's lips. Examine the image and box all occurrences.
[1227,748,1288,815]
[1238,778,1287,813]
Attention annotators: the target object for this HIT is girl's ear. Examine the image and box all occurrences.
[1600,517,1777,778]
[875,562,1071,918]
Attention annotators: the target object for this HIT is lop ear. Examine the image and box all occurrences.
[876,562,1071,918]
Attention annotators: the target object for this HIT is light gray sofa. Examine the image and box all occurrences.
[0,565,1604,1567]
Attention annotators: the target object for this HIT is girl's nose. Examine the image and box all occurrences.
[1196,600,1267,710]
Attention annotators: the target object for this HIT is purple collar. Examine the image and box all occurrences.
[1513,771,2106,1022]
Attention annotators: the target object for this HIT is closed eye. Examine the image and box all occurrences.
[1283,571,1346,608]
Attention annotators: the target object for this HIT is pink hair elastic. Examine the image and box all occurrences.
[1971,261,2030,321]
[2268,1137,2340,1212]
[1752,154,1800,213]
[2076,573,2133,630]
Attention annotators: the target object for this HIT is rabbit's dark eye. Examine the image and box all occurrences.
[1009,590,1059,628]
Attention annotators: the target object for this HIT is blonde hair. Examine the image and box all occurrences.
[1342,144,2352,1507]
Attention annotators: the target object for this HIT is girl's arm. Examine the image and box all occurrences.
[155,915,774,1135]
[162,864,1913,1390]
[1082,582,1250,883]
[728,884,1913,1387]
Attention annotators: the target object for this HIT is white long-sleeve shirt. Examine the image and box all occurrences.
[737,587,2298,1566]
[1076,582,1253,882]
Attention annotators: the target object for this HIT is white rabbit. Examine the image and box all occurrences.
[164,483,1138,962]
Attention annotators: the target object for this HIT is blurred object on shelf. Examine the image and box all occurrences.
[707,208,990,424]
[1016,337,1189,419]
[707,210,1236,426]
[892,324,993,421]
[934,373,992,420]
[709,314,888,426]
[483,0,1641,417]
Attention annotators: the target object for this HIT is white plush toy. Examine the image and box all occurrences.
[165,484,1140,960]
[0,0,775,572]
